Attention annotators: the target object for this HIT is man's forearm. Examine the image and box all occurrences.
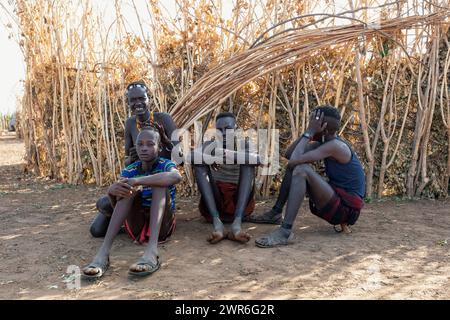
[135,172,181,188]
[229,150,260,165]
[124,157,132,167]
[293,135,311,156]
[285,136,303,159]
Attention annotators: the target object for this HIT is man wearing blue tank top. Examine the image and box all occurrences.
[254,105,366,248]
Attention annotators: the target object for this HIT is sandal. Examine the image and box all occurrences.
[255,230,294,248]
[244,210,282,225]
[82,258,110,281]
[128,257,161,277]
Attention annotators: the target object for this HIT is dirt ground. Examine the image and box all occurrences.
[0,132,449,300]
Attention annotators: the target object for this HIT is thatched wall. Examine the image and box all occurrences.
[6,0,450,198]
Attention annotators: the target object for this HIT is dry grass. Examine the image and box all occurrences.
[1,0,449,198]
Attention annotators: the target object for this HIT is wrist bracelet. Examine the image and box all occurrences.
[302,132,313,140]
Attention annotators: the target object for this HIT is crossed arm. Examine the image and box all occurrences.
[191,140,261,165]
[285,137,321,160]
[125,168,182,188]
[287,139,350,168]
[108,168,182,201]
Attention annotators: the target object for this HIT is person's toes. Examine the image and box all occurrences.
[207,232,218,243]
[229,231,251,243]
[256,234,277,247]
[237,232,251,242]
[341,224,352,234]
[130,264,143,273]
[255,237,267,246]
[207,231,226,244]
[83,267,97,275]
[130,263,140,272]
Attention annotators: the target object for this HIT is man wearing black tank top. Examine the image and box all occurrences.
[253,105,366,248]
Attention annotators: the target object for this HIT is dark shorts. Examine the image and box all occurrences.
[109,191,175,244]
[309,186,363,225]
[199,181,255,223]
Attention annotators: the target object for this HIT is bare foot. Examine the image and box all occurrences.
[207,217,227,244]
[341,224,352,234]
[207,230,228,244]
[228,220,251,243]
[227,231,251,243]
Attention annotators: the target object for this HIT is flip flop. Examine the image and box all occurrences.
[128,257,161,277]
[82,258,110,281]
[244,211,282,225]
[255,232,294,248]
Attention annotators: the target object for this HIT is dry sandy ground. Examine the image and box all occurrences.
[0,132,449,300]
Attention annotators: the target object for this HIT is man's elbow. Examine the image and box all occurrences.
[172,172,182,184]
[254,155,262,166]
[284,149,292,160]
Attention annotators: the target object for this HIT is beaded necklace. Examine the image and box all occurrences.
[136,111,154,130]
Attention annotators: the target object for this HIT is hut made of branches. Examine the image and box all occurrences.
[5,0,450,199]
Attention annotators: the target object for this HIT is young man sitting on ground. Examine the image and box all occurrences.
[254,105,366,247]
[192,112,260,244]
[82,127,182,279]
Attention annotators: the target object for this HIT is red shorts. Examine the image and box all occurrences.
[309,186,363,225]
[199,181,255,223]
[119,191,176,244]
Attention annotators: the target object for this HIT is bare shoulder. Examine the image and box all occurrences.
[325,138,349,151]
[125,116,136,126]
[336,138,352,151]
[330,138,352,162]
[154,112,173,121]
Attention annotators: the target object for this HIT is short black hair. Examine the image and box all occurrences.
[138,125,160,144]
[312,105,341,121]
[216,112,236,122]
[126,81,148,94]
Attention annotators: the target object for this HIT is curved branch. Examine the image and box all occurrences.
[251,0,401,48]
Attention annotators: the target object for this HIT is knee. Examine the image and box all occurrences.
[292,164,311,178]
[152,187,167,198]
[193,163,208,170]
[96,196,113,217]
[240,164,255,172]
[192,164,210,180]
[240,164,255,174]
[90,225,104,238]
[189,152,203,165]
[192,163,205,173]
[89,213,110,238]
[150,188,168,209]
